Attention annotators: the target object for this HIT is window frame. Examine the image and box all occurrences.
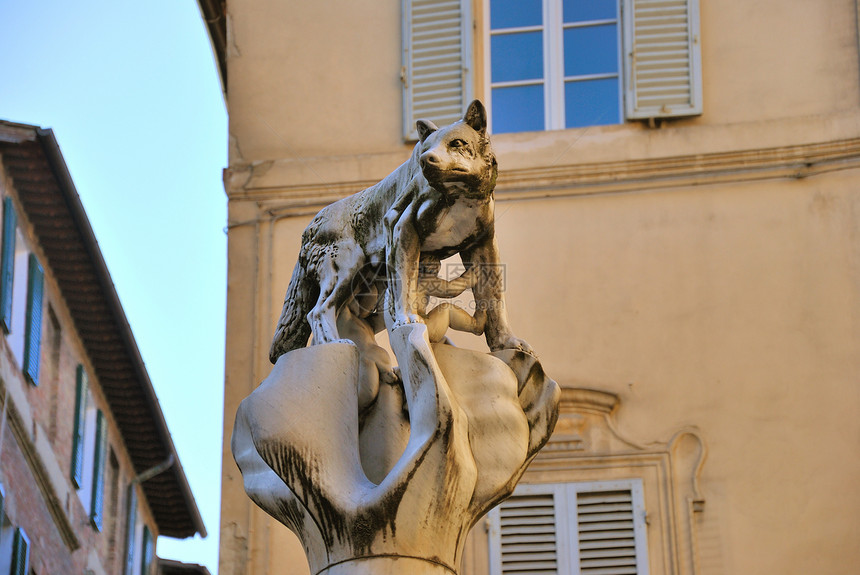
[484,0,624,133]
[488,479,650,575]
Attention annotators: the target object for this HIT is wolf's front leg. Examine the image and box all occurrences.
[462,236,534,355]
[385,201,423,327]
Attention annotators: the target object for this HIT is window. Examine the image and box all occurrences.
[488,480,650,575]
[140,526,154,575]
[123,486,137,575]
[121,489,155,575]
[76,391,101,516]
[402,0,701,137]
[70,366,111,531]
[485,0,702,133]
[6,227,28,368]
[70,365,88,488]
[0,201,45,386]
[90,409,108,529]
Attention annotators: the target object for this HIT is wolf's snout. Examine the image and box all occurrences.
[420,151,442,171]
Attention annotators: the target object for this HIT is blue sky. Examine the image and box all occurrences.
[1,1,227,571]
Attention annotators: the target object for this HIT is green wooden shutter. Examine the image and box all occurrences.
[23,253,44,385]
[90,409,108,529]
[140,525,155,575]
[70,365,88,488]
[0,197,17,332]
[623,0,702,119]
[402,0,471,139]
[124,486,138,575]
[11,528,30,575]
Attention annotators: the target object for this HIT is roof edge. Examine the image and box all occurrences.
[196,0,227,97]
[31,126,207,538]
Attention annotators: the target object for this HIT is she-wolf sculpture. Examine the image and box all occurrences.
[233,101,560,575]
[269,100,532,370]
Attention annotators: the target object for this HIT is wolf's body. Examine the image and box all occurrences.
[269,100,530,366]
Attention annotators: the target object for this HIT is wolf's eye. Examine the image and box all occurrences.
[449,139,467,148]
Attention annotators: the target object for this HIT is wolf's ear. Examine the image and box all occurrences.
[464,100,487,134]
[416,119,438,142]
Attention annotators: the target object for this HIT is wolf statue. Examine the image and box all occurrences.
[236,100,560,575]
[269,100,531,378]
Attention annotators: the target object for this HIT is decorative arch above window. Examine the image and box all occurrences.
[486,387,706,575]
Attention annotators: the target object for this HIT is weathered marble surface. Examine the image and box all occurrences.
[232,102,559,574]
[232,324,559,574]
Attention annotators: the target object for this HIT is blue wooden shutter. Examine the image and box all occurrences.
[90,409,108,529]
[124,486,138,575]
[70,365,88,488]
[23,253,44,384]
[402,0,472,139]
[11,528,30,575]
[623,0,702,119]
[140,525,155,575]
[0,197,17,332]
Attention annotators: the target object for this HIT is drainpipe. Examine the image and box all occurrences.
[132,454,175,485]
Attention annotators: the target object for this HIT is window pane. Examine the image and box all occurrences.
[565,78,620,128]
[490,0,542,29]
[491,32,544,83]
[564,24,618,77]
[492,85,545,133]
[563,0,617,23]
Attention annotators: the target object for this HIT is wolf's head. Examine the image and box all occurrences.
[415,100,498,199]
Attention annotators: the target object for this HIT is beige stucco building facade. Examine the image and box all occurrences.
[201,0,860,573]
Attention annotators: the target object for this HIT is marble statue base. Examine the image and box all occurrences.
[232,323,558,575]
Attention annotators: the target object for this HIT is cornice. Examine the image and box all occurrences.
[230,136,860,218]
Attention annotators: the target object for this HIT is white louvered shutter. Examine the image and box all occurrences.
[489,481,649,575]
[402,0,472,139]
[497,493,559,574]
[575,489,641,575]
[623,0,702,119]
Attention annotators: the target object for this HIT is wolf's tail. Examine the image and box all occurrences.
[269,259,314,363]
